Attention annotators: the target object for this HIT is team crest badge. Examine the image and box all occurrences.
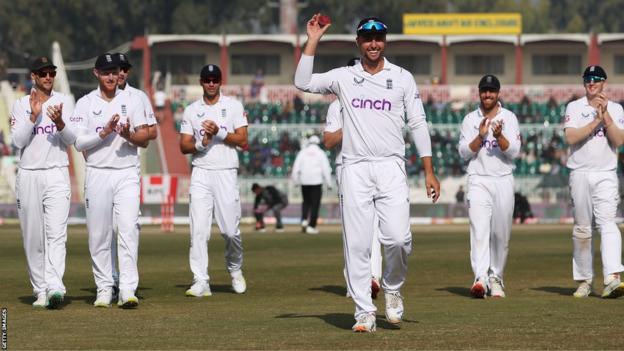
[221,109,226,118]
[121,104,127,116]
[386,79,393,90]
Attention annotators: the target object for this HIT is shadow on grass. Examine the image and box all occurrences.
[436,287,472,297]
[18,294,91,307]
[275,313,416,330]
[174,283,235,294]
[532,286,575,296]
[309,285,347,297]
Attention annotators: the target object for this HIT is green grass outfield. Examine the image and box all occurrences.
[1,223,623,350]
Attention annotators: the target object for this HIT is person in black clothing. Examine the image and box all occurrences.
[252,183,289,232]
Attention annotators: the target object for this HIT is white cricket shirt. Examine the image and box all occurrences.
[124,83,156,126]
[323,99,343,166]
[295,55,432,164]
[180,94,247,170]
[564,96,624,171]
[73,88,147,169]
[10,91,76,169]
[458,104,521,176]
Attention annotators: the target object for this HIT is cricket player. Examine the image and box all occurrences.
[72,53,149,308]
[179,64,248,297]
[109,52,159,299]
[564,65,624,298]
[323,97,382,299]
[295,15,440,332]
[11,56,76,309]
[458,75,521,299]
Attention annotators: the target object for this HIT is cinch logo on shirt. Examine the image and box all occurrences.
[70,116,84,122]
[351,98,391,111]
[32,124,57,135]
[481,139,499,149]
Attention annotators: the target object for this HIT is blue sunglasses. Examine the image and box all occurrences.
[357,20,387,34]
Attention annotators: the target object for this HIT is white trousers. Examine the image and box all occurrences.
[467,174,514,284]
[85,167,141,292]
[337,165,382,283]
[189,167,243,283]
[340,160,411,318]
[16,167,70,296]
[570,170,624,284]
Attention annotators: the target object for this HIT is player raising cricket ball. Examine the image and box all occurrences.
[564,65,624,299]
[295,14,440,332]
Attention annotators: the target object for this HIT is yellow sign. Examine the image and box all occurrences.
[403,13,522,35]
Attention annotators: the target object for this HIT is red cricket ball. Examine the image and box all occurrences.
[318,14,331,27]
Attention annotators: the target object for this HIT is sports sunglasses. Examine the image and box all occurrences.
[357,20,387,34]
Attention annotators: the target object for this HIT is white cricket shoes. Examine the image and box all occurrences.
[489,276,506,298]
[186,282,212,297]
[573,281,592,298]
[384,291,404,325]
[602,274,624,298]
[470,278,488,299]
[352,313,376,333]
[32,293,47,309]
[94,289,113,307]
[305,226,319,235]
[231,272,247,294]
[118,290,139,309]
[46,291,64,309]
[301,219,308,233]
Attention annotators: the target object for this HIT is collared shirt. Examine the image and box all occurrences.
[323,99,343,166]
[295,55,432,164]
[458,103,521,176]
[10,90,75,169]
[72,87,147,169]
[180,94,247,170]
[564,96,624,171]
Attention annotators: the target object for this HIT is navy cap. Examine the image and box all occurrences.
[478,74,501,91]
[200,64,222,80]
[114,53,132,69]
[583,65,607,80]
[95,53,119,71]
[30,56,56,72]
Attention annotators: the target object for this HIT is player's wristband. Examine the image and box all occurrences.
[215,128,228,140]
[195,139,207,152]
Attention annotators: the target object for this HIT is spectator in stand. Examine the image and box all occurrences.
[293,94,304,115]
[250,69,265,100]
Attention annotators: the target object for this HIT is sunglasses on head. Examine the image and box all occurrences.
[583,76,605,84]
[35,70,56,78]
[357,20,387,34]
[202,77,221,84]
